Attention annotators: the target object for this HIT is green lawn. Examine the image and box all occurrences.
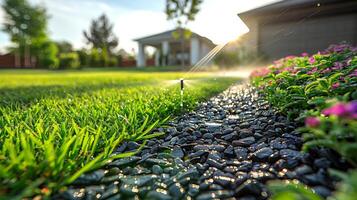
[0,68,238,198]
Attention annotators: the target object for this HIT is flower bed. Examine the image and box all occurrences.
[250,44,357,199]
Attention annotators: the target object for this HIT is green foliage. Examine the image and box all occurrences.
[0,70,238,198]
[172,27,192,40]
[332,170,357,200]
[108,56,118,67]
[83,14,118,55]
[269,180,322,200]
[269,170,357,200]
[55,41,73,54]
[35,40,59,69]
[100,48,109,66]
[89,48,101,67]
[214,47,266,67]
[302,113,357,166]
[214,50,240,67]
[2,0,47,44]
[59,52,80,69]
[84,48,118,67]
[76,49,90,67]
[166,0,203,26]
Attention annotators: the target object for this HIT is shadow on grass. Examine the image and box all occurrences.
[0,66,186,74]
[0,81,157,109]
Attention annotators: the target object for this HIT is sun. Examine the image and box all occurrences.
[213,16,250,45]
[189,7,250,45]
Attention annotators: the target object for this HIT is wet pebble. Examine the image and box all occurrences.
[252,147,274,161]
[233,137,256,147]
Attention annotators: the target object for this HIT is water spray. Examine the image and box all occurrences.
[180,78,184,108]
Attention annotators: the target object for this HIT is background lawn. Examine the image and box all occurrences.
[0,68,239,198]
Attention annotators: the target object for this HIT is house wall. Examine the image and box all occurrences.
[200,42,212,60]
[197,40,215,66]
[0,53,34,68]
[258,13,357,60]
[190,37,200,65]
[0,54,15,68]
[239,19,259,54]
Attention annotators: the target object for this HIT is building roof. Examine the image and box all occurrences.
[134,28,215,46]
[238,0,357,21]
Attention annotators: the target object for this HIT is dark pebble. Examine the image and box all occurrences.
[127,141,140,150]
[252,147,274,161]
[172,146,184,158]
[233,137,255,147]
[235,180,267,197]
[206,158,225,169]
[312,186,331,198]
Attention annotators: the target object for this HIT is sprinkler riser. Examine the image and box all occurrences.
[180,78,184,91]
[180,78,184,108]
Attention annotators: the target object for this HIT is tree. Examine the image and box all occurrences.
[76,49,90,67]
[55,41,73,54]
[166,0,203,66]
[2,0,58,68]
[166,0,202,26]
[59,52,80,69]
[83,14,118,55]
[34,39,59,69]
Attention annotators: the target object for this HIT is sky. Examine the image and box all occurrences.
[0,0,278,53]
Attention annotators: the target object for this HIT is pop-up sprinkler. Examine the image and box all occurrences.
[180,78,184,108]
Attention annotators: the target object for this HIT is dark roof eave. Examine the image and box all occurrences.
[238,0,354,20]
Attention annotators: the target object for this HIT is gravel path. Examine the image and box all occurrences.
[57,84,344,200]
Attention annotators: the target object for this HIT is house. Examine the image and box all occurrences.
[0,52,35,68]
[134,28,215,67]
[238,0,357,60]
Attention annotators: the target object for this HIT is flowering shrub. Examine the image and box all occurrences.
[250,44,357,163]
[251,44,357,120]
[251,44,357,199]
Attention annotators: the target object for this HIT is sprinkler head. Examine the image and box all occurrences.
[180,78,184,91]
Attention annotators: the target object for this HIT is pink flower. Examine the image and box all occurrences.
[250,68,270,78]
[273,60,283,67]
[326,44,350,53]
[282,66,299,74]
[332,62,344,70]
[323,101,357,119]
[307,67,318,75]
[333,46,345,52]
[331,82,340,89]
[301,52,309,57]
[309,57,316,64]
[349,69,357,77]
[321,68,332,74]
[274,69,282,74]
[305,117,320,127]
[322,103,348,117]
[346,101,357,119]
[285,55,296,60]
